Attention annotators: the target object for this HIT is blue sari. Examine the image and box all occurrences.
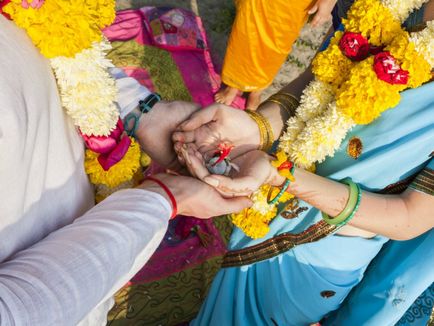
[192,81,434,325]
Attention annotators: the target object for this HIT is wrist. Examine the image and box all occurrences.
[258,102,286,142]
[139,175,181,219]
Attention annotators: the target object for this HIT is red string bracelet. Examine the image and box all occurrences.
[146,176,178,219]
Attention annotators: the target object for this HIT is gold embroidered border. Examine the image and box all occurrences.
[222,172,420,268]
[409,168,434,196]
[222,221,337,268]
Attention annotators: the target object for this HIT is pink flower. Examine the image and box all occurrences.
[21,0,44,9]
[373,52,409,85]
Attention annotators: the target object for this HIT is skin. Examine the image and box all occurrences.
[137,173,252,218]
[171,6,434,240]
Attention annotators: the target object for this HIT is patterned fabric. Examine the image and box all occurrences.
[104,8,234,326]
[409,166,434,196]
[222,220,337,267]
[396,283,434,326]
[142,7,206,51]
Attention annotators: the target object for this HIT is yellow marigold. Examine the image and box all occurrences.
[84,137,141,188]
[231,185,293,239]
[271,151,295,180]
[387,32,432,89]
[336,57,404,124]
[343,0,402,46]
[312,31,354,87]
[4,0,116,58]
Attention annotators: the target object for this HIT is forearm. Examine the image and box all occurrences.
[258,67,315,141]
[289,168,433,240]
[0,189,170,325]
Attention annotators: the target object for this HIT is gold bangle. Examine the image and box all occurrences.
[246,110,265,150]
[246,110,274,152]
[264,93,299,118]
[265,99,296,118]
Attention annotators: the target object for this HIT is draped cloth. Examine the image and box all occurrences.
[221,0,314,92]
[191,79,434,325]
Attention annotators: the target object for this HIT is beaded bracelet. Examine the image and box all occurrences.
[322,178,362,227]
[146,176,178,219]
[245,110,274,152]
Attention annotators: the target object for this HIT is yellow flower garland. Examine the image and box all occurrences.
[5,0,145,191]
[4,0,115,58]
[238,0,433,239]
[84,137,142,188]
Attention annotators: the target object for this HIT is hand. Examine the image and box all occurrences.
[172,103,261,160]
[308,0,336,27]
[135,101,200,170]
[138,174,252,218]
[180,144,285,197]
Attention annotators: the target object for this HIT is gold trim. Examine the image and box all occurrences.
[222,221,338,268]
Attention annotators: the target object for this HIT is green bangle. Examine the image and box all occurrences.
[322,178,362,226]
[267,179,291,205]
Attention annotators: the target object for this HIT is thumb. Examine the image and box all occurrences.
[220,196,253,214]
[178,106,217,131]
[308,3,318,14]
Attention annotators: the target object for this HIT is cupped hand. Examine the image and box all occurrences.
[138,173,252,218]
[180,144,285,197]
[135,101,200,170]
[172,103,261,160]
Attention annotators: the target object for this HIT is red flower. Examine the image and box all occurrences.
[0,0,12,20]
[339,32,370,61]
[211,142,234,166]
[373,52,409,85]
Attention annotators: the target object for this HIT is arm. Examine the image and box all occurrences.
[288,168,434,240]
[0,175,251,325]
[187,148,434,241]
[0,189,171,326]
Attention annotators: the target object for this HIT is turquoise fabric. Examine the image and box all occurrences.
[325,230,434,325]
[192,81,434,325]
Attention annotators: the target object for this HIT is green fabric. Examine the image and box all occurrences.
[107,40,192,101]
[107,216,233,325]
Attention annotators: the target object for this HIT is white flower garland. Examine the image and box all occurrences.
[278,0,433,169]
[51,40,119,136]
[409,20,434,67]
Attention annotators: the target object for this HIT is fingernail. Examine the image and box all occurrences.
[204,177,219,187]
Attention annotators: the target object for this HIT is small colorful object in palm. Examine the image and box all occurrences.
[206,143,239,176]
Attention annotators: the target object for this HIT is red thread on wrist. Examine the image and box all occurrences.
[146,176,178,219]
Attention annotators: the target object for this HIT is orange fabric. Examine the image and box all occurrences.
[222,0,314,91]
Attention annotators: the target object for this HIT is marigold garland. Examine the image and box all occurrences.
[4,0,115,58]
[4,0,145,191]
[85,137,141,188]
[281,0,433,169]
[231,183,293,239]
[237,0,433,239]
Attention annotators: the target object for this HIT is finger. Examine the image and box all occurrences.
[186,150,210,180]
[214,196,253,215]
[172,130,196,143]
[308,3,318,14]
[178,106,217,131]
[203,175,259,196]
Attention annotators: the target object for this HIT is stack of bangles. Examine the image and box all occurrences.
[245,110,274,152]
[261,92,299,118]
[145,176,178,220]
[322,178,362,227]
[268,160,295,205]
